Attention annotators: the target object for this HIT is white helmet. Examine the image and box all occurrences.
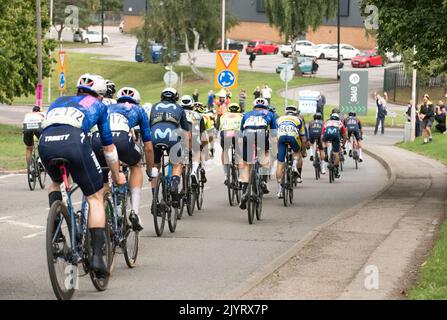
[180,95,194,109]
[161,87,179,101]
[77,74,107,96]
[253,98,269,109]
[117,87,141,104]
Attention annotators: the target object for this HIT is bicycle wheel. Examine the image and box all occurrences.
[282,168,288,207]
[288,168,294,205]
[186,168,195,216]
[178,170,186,220]
[246,167,255,225]
[37,157,46,189]
[167,189,178,233]
[46,200,75,300]
[27,156,36,191]
[123,191,139,268]
[196,180,204,210]
[233,165,241,204]
[152,177,166,237]
[86,222,112,291]
[227,169,234,206]
[314,155,320,180]
[104,194,116,273]
[255,177,263,221]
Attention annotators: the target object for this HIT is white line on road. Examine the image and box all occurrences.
[23,231,46,239]
[0,216,13,220]
[0,219,45,229]
[0,174,23,179]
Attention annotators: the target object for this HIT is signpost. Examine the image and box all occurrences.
[280,63,294,106]
[57,50,67,96]
[339,70,368,115]
[163,70,179,87]
[215,50,239,90]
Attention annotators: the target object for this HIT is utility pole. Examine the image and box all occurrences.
[101,0,105,45]
[410,46,417,142]
[48,0,53,104]
[35,0,43,109]
[221,0,225,50]
[337,0,341,79]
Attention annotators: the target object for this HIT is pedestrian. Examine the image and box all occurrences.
[435,103,446,134]
[316,91,326,119]
[406,100,421,137]
[253,86,261,100]
[311,57,319,77]
[374,91,388,135]
[261,84,272,105]
[192,89,199,102]
[337,60,344,80]
[419,94,435,143]
[239,89,247,112]
[207,90,215,109]
[249,51,256,69]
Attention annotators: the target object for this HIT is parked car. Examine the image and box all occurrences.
[280,40,315,58]
[135,41,179,63]
[73,29,110,44]
[275,57,313,74]
[226,39,244,51]
[246,40,279,55]
[309,44,332,59]
[385,51,402,63]
[325,44,360,60]
[119,21,124,33]
[351,50,384,68]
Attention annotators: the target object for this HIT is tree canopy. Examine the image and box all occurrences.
[0,0,55,104]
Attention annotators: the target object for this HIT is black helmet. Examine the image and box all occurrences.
[313,112,322,120]
[331,108,340,114]
[32,105,41,112]
[161,87,179,102]
[105,80,116,98]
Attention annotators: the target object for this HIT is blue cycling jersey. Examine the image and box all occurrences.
[43,95,112,146]
[240,109,277,132]
[107,102,152,143]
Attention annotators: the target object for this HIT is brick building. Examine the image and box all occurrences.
[123,0,376,49]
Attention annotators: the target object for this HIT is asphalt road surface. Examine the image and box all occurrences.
[0,130,393,299]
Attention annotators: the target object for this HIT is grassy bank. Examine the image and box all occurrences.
[13,52,331,114]
[398,132,447,299]
[0,124,25,171]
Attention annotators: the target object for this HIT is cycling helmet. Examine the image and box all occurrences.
[285,105,299,115]
[180,95,194,109]
[349,112,356,117]
[330,113,340,121]
[194,102,208,114]
[253,98,269,109]
[269,105,277,114]
[77,73,107,96]
[228,103,241,113]
[313,112,323,120]
[161,87,179,102]
[105,80,116,98]
[117,87,141,104]
[331,107,340,114]
[32,105,41,112]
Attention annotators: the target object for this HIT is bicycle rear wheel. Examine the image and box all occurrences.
[255,178,263,221]
[37,158,46,189]
[247,168,255,224]
[227,169,235,206]
[167,190,178,233]
[104,194,116,273]
[282,168,289,207]
[86,222,112,292]
[123,191,139,268]
[233,165,241,204]
[287,168,294,205]
[196,181,204,210]
[27,156,36,191]
[46,200,75,300]
[152,177,166,237]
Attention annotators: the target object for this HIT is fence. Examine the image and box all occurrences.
[383,64,447,104]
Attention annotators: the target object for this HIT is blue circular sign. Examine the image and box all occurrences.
[59,72,65,89]
[218,70,235,88]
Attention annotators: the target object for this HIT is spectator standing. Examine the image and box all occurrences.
[249,51,256,69]
[192,89,199,102]
[419,94,435,143]
[311,57,319,77]
[261,84,273,105]
[434,101,446,134]
[337,60,344,80]
[316,91,326,119]
[374,91,388,135]
[239,89,247,112]
[253,86,261,100]
[406,100,421,137]
[207,90,215,109]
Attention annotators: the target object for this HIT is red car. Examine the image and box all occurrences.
[246,40,279,55]
[351,50,384,68]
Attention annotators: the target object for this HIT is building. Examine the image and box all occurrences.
[123,0,376,49]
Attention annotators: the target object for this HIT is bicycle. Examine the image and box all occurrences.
[281,143,294,207]
[104,165,139,271]
[46,158,112,300]
[27,137,46,191]
[192,162,205,211]
[179,153,194,218]
[348,135,360,170]
[245,132,264,224]
[326,143,336,184]
[225,133,241,206]
[151,147,178,236]
[312,142,321,181]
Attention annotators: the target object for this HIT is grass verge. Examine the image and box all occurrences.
[398,132,447,299]
[0,124,25,171]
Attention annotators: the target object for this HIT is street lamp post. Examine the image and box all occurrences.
[221,0,225,50]
[35,0,43,109]
[410,46,417,142]
[101,0,105,45]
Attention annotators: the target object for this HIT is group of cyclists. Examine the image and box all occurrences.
[22,72,365,286]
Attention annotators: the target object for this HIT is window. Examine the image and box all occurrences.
[339,0,350,17]
[256,0,266,13]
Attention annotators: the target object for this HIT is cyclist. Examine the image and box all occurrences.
[276,105,307,198]
[180,95,208,185]
[23,105,45,176]
[91,87,155,232]
[150,88,190,208]
[239,98,277,210]
[343,112,364,162]
[195,102,216,160]
[308,112,326,174]
[219,102,243,186]
[103,80,117,105]
[322,112,347,179]
[39,73,126,278]
[215,91,230,130]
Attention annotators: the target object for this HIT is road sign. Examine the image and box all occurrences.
[163,71,179,87]
[298,90,320,114]
[340,70,368,115]
[215,50,239,89]
[57,50,67,93]
[280,66,294,82]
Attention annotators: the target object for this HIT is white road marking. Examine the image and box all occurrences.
[0,174,23,179]
[0,216,13,220]
[0,219,45,230]
[23,231,46,239]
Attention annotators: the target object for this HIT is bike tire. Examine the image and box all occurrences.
[37,158,46,189]
[233,166,241,204]
[247,169,255,224]
[46,200,75,300]
[104,194,116,273]
[196,182,204,210]
[86,222,112,292]
[123,191,139,268]
[178,171,186,220]
[282,169,288,207]
[27,156,36,191]
[167,196,178,233]
[186,170,195,216]
[227,170,234,206]
[255,183,263,221]
[152,177,166,237]
[288,169,294,205]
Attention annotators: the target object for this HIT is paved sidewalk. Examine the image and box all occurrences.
[235,134,447,300]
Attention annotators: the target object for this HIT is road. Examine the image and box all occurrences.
[0,129,395,299]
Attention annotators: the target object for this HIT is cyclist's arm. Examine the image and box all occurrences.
[139,110,154,173]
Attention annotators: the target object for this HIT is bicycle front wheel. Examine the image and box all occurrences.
[27,157,36,191]
[152,177,166,237]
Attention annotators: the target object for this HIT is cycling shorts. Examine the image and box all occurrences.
[23,129,42,147]
[242,129,269,163]
[323,130,341,153]
[277,136,300,163]
[308,132,323,150]
[348,129,362,141]
[39,125,103,197]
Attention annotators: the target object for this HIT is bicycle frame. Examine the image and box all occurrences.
[110,167,130,245]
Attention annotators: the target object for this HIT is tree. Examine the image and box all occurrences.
[52,0,92,40]
[263,0,338,76]
[0,0,55,104]
[360,0,447,74]
[137,0,238,79]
